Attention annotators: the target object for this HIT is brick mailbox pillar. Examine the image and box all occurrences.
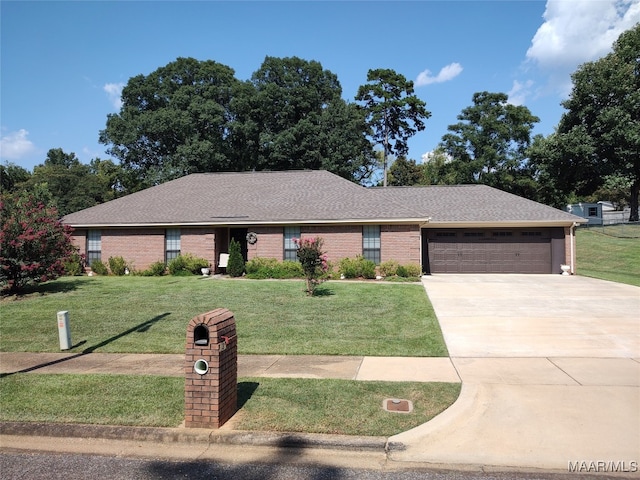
[185,308,237,429]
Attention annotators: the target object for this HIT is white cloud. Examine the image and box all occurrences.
[507,79,535,106]
[0,129,37,161]
[104,82,125,110]
[416,62,463,87]
[526,0,640,94]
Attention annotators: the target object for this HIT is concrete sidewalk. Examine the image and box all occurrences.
[0,352,461,383]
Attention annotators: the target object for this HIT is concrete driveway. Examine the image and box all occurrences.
[424,274,639,358]
[389,275,640,473]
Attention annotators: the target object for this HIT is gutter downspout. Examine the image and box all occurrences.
[570,222,579,274]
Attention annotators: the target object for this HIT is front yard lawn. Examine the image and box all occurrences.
[577,225,640,287]
[0,276,447,357]
[0,373,460,437]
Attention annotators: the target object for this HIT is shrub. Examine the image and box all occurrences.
[140,261,166,276]
[338,255,376,279]
[167,255,188,275]
[227,239,245,277]
[402,263,422,277]
[379,260,399,277]
[294,237,329,295]
[245,257,279,277]
[108,256,128,276]
[1,193,76,293]
[278,260,304,278]
[90,260,109,276]
[245,258,304,279]
[182,253,209,274]
[64,252,85,276]
[167,253,209,276]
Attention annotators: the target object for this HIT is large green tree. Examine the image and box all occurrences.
[22,149,122,216]
[244,56,374,181]
[100,56,375,187]
[355,69,430,187]
[99,57,240,189]
[387,156,423,186]
[0,162,31,193]
[440,91,540,197]
[530,24,640,220]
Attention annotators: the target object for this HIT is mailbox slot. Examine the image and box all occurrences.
[194,324,209,346]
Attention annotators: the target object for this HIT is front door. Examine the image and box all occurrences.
[229,228,248,261]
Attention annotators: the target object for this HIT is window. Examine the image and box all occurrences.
[464,232,484,237]
[588,207,598,217]
[522,231,542,237]
[436,232,456,237]
[165,228,181,263]
[284,226,300,262]
[492,231,513,237]
[363,225,381,264]
[86,230,101,266]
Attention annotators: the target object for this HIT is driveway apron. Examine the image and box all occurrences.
[389,274,640,472]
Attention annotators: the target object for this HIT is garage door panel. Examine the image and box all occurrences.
[426,229,552,274]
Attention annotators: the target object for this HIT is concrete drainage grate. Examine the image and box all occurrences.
[383,398,413,414]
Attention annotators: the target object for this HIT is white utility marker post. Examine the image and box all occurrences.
[57,310,72,350]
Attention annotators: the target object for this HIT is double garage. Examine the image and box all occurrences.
[422,227,567,274]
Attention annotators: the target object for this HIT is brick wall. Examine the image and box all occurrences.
[381,225,421,265]
[181,227,217,269]
[70,230,87,257]
[304,225,363,262]
[185,308,237,429]
[244,223,422,265]
[70,223,423,271]
[101,228,165,271]
[564,226,575,273]
[247,226,283,260]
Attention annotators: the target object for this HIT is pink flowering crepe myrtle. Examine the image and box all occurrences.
[292,236,329,295]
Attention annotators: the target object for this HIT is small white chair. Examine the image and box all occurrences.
[218,253,229,269]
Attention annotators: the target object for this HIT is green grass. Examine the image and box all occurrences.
[0,373,460,436]
[577,225,640,287]
[0,374,184,427]
[0,276,447,357]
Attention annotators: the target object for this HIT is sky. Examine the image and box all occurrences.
[2,0,639,173]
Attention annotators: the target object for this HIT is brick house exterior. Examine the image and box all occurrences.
[63,170,586,275]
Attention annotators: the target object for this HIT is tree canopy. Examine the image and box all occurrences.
[99,57,240,189]
[439,91,540,197]
[529,24,640,220]
[19,148,122,216]
[100,56,376,189]
[355,69,430,186]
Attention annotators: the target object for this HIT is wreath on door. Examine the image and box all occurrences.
[246,232,258,244]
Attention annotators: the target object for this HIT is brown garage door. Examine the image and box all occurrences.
[424,229,552,274]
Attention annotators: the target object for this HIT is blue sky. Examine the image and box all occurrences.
[2,0,639,172]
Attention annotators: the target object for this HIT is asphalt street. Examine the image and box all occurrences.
[0,451,625,480]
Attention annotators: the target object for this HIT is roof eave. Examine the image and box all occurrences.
[424,219,587,228]
[65,217,430,229]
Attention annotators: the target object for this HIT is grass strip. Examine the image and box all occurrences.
[0,373,460,437]
[576,227,640,287]
[0,277,447,357]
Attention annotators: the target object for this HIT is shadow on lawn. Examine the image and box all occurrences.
[1,278,85,301]
[0,313,171,378]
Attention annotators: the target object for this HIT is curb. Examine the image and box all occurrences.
[0,421,388,452]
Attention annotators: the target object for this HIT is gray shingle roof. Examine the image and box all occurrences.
[372,185,584,224]
[62,170,583,227]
